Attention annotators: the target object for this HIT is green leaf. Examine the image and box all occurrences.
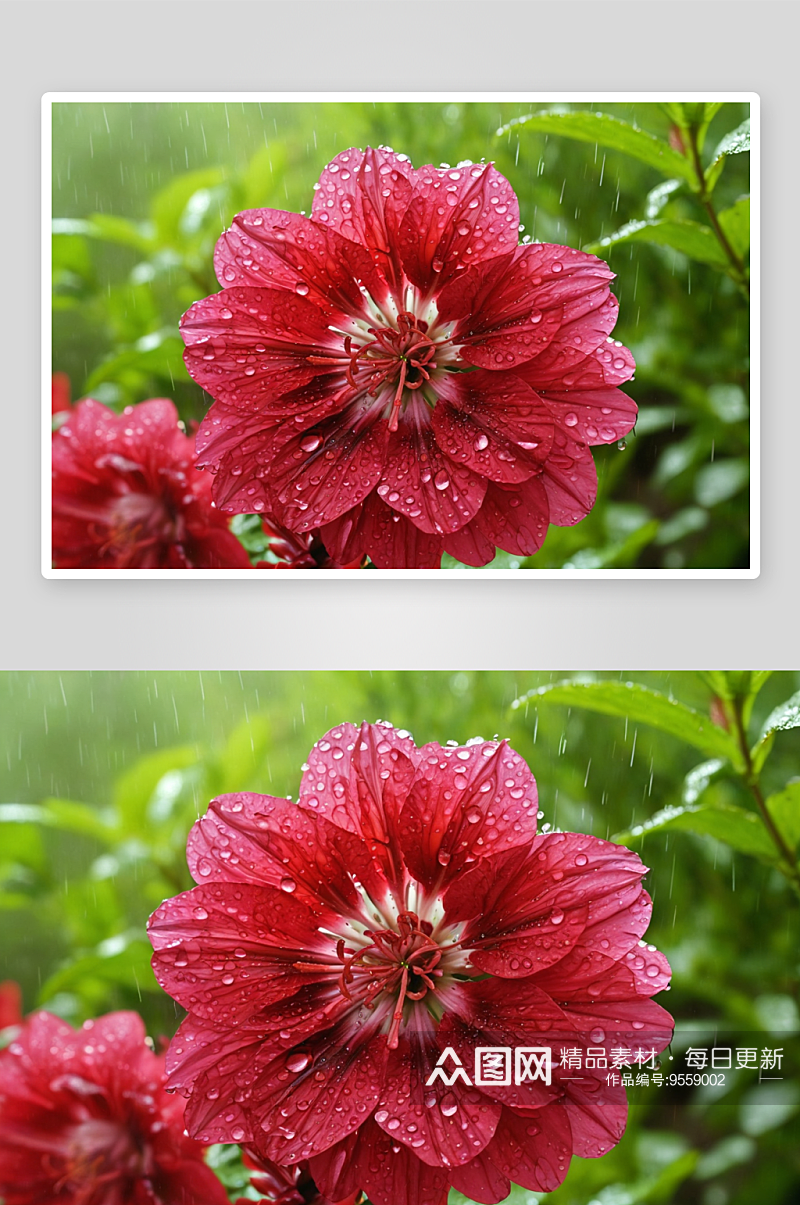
[752,690,800,774]
[39,934,159,1002]
[151,168,225,248]
[614,801,776,861]
[706,118,751,192]
[584,218,729,269]
[765,783,800,854]
[113,745,201,834]
[496,110,695,183]
[84,332,191,393]
[0,800,116,842]
[511,680,743,767]
[644,179,683,219]
[213,714,273,794]
[694,459,750,508]
[709,118,751,164]
[718,196,750,258]
[682,759,727,804]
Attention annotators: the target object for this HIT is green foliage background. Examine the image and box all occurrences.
[51,100,751,570]
[1,670,797,1204]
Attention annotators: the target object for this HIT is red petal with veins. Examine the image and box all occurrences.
[379,405,486,535]
[185,792,382,919]
[309,1117,450,1205]
[321,495,445,569]
[268,406,390,531]
[541,431,598,525]
[442,517,497,567]
[456,833,648,977]
[298,722,418,893]
[311,147,414,297]
[149,882,333,1023]
[431,371,552,484]
[398,740,537,890]
[375,1026,501,1169]
[451,1102,573,1200]
[440,245,612,371]
[213,209,384,320]
[182,287,341,412]
[558,1073,628,1158]
[254,1020,388,1164]
[472,475,551,559]
[520,291,628,380]
[399,162,519,293]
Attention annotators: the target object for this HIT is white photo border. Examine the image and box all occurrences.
[41,91,760,580]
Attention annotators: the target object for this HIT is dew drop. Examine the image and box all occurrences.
[280,877,297,894]
[440,1092,458,1117]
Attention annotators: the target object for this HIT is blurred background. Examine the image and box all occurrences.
[51,100,751,570]
[1,670,796,1204]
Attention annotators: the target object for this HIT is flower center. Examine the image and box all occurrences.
[344,312,440,434]
[338,911,444,1047]
[61,1118,143,1201]
[105,492,179,563]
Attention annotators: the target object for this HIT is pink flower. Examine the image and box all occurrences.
[149,723,672,1205]
[0,1009,229,1205]
[180,148,636,568]
[52,398,252,569]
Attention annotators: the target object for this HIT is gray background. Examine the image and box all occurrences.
[4,1,795,670]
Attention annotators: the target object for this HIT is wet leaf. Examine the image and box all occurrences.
[752,689,800,773]
[614,801,776,862]
[718,196,750,258]
[511,680,744,767]
[765,783,800,855]
[584,218,729,269]
[496,111,695,183]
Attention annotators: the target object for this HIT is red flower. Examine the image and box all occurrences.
[52,398,252,569]
[0,1009,229,1205]
[257,517,365,570]
[149,723,672,1205]
[237,1147,359,1205]
[52,373,72,416]
[180,148,636,568]
[0,982,22,1031]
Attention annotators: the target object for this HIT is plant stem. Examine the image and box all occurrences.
[730,699,800,890]
[686,126,749,298]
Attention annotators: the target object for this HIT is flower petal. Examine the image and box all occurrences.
[558,1074,627,1158]
[378,404,487,535]
[181,286,341,411]
[541,431,597,526]
[311,147,414,297]
[254,1021,389,1163]
[458,833,648,977]
[398,740,537,891]
[213,209,384,320]
[440,245,612,371]
[321,495,444,569]
[149,882,332,1023]
[473,475,551,559]
[309,1117,451,1205]
[267,405,390,531]
[457,1102,573,1195]
[185,792,380,919]
[375,1026,501,1168]
[399,162,519,292]
[298,722,418,895]
[431,371,552,484]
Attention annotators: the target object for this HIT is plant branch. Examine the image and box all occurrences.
[730,699,800,890]
[686,127,749,298]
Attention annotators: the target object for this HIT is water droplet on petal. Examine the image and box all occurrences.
[280,877,297,894]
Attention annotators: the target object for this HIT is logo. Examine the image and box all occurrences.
[425,1046,552,1087]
